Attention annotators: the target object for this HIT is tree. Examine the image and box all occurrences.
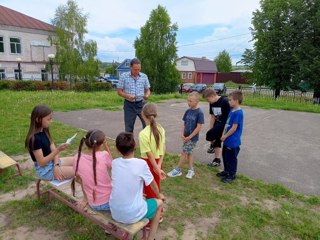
[134,5,180,94]
[214,50,232,72]
[50,0,99,82]
[241,0,320,100]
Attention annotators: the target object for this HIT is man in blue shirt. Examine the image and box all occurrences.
[117,58,151,132]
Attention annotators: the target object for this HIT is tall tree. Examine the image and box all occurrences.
[214,50,232,72]
[50,0,99,82]
[134,5,180,94]
[241,0,320,100]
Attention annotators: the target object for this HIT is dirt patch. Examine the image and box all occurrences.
[263,199,280,211]
[157,227,178,240]
[181,213,220,240]
[0,183,36,205]
[12,154,34,172]
[238,196,250,206]
[0,226,64,240]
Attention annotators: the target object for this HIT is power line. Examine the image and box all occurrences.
[178,33,251,48]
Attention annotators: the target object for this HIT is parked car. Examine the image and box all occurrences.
[213,83,227,95]
[107,78,119,88]
[191,84,207,93]
[179,83,194,93]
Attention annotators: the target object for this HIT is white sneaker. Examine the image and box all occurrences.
[167,168,182,177]
[186,169,195,179]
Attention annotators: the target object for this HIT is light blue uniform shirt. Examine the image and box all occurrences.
[117,72,150,102]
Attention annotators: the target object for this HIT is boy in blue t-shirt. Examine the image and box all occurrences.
[218,91,244,183]
[167,92,204,179]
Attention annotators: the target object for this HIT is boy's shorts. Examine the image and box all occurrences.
[206,123,224,148]
[182,141,197,155]
[143,199,157,220]
[90,202,110,211]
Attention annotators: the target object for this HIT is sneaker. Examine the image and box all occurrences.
[221,175,236,183]
[207,145,215,154]
[167,168,182,177]
[186,169,195,179]
[216,171,228,178]
[207,158,221,167]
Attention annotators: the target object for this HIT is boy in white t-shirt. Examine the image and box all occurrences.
[109,132,165,240]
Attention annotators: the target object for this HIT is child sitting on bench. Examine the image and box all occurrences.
[71,129,113,211]
[110,132,165,240]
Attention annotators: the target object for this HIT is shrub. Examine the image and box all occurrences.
[55,81,70,91]
[0,81,11,90]
[74,82,111,92]
[10,81,36,91]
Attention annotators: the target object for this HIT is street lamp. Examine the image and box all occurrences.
[48,54,55,90]
[16,58,22,80]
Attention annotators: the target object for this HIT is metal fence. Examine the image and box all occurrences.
[227,87,315,104]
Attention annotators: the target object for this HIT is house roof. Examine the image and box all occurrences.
[116,59,131,71]
[0,5,55,32]
[178,56,218,73]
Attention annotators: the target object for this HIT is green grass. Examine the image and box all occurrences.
[0,151,319,239]
[0,90,319,239]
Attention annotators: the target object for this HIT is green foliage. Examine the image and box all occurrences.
[241,0,320,98]
[74,82,111,91]
[134,5,180,94]
[105,63,117,75]
[215,50,232,73]
[50,0,99,82]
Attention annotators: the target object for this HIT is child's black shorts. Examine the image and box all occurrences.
[206,123,224,148]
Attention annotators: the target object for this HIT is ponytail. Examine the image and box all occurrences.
[92,140,97,202]
[71,137,85,197]
[150,116,161,149]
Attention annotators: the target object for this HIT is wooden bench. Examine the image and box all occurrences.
[36,179,149,240]
[0,151,22,176]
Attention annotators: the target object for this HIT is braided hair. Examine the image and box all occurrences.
[71,129,106,201]
[142,103,162,149]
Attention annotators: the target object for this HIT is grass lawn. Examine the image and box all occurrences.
[0,90,320,239]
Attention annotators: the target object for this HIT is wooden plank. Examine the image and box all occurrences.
[0,151,18,169]
[47,180,149,236]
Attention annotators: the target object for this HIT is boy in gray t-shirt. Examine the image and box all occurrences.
[167,92,204,179]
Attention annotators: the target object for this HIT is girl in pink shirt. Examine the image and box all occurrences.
[71,129,112,211]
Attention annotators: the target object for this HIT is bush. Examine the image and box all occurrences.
[0,80,112,92]
[0,81,11,90]
[74,82,111,92]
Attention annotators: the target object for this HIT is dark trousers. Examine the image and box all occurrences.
[222,146,240,176]
[124,100,146,132]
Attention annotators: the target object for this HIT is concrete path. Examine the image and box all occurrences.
[54,100,320,195]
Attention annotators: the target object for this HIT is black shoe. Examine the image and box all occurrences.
[221,175,236,183]
[216,171,228,178]
[207,145,215,154]
[207,158,221,167]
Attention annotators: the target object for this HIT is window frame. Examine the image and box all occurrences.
[0,69,6,80]
[10,37,22,54]
[181,60,188,66]
[0,36,4,53]
[188,72,192,79]
[182,72,186,80]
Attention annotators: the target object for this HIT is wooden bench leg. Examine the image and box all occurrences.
[36,179,41,200]
[141,226,147,240]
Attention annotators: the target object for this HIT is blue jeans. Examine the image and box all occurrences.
[124,100,145,132]
[222,146,240,176]
[90,202,110,211]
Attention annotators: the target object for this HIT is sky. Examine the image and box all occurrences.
[1,0,260,64]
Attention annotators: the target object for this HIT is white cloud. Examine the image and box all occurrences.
[1,0,260,62]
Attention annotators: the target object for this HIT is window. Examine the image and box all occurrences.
[0,37,4,53]
[10,38,21,54]
[188,72,192,79]
[182,72,186,79]
[41,70,48,81]
[181,60,188,66]
[0,69,5,80]
[14,69,22,80]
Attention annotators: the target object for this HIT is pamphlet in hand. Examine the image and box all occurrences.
[50,178,73,187]
[66,133,78,144]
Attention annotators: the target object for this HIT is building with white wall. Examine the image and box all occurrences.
[0,5,57,81]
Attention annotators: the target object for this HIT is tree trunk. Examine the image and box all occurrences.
[274,88,281,99]
[313,89,320,104]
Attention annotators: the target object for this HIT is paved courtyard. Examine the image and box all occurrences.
[54,100,320,195]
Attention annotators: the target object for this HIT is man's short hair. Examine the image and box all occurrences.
[130,58,141,66]
[229,90,243,104]
[203,88,217,98]
[116,132,135,156]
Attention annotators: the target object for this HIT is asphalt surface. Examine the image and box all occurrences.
[54,100,320,195]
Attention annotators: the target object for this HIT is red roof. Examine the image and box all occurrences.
[0,5,54,32]
[178,56,218,73]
